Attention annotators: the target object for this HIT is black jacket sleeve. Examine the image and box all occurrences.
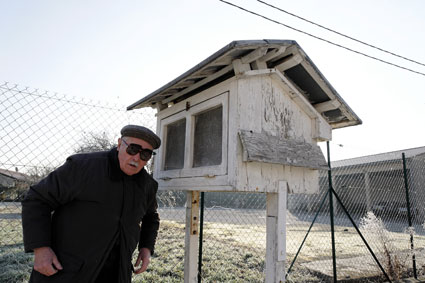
[138,177,160,255]
[21,157,84,252]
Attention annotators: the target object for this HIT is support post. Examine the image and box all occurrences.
[364,171,372,211]
[198,192,205,282]
[402,153,417,279]
[184,191,200,283]
[327,141,337,282]
[265,181,286,283]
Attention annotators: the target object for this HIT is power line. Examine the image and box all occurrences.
[218,0,425,77]
[257,0,425,68]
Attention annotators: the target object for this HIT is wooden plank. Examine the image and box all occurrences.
[251,60,268,70]
[265,191,286,282]
[241,47,269,64]
[277,181,287,261]
[162,64,233,104]
[158,175,229,188]
[313,116,332,142]
[314,99,341,113]
[246,161,264,191]
[174,80,198,88]
[232,58,251,75]
[190,191,200,235]
[239,130,328,170]
[266,192,277,283]
[184,191,199,283]
[237,76,262,133]
[258,46,288,63]
[275,54,303,71]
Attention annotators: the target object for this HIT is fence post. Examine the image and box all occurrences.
[265,181,286,282]
[402,153,417,279]
[327,142,337,282]
[184,191,200,283]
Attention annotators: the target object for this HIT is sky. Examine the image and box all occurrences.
[1,0,425,161]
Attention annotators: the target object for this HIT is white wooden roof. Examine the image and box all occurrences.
[128,40,361,129]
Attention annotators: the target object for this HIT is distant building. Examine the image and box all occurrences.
[290,146,425,222]
[330,146,425,221]
[0,168,31,201]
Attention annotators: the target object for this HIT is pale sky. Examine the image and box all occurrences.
[1,0,425,161]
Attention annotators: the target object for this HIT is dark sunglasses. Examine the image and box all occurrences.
[121,139,155,161]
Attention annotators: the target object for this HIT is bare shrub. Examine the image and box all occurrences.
[74,131,117,154]
[360,211,405,280]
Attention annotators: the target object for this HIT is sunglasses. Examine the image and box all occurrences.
[121,139,155,161]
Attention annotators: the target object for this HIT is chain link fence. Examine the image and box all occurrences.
[1,82,425,282]
[286,151,425,282]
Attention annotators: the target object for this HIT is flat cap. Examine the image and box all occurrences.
[120,125,161,149]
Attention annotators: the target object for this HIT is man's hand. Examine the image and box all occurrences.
[33,247,63,276]
[133,247,151,274]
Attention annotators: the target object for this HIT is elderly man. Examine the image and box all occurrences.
[22,125,161,283]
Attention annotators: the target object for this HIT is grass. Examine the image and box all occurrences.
[0,220,324,282]
[1,211,424,282]
[0,245,33,283]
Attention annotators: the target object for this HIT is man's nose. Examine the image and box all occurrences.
[131,153,141,161]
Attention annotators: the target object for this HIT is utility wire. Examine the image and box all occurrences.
[219,0,425,77]
[257,0,425,68]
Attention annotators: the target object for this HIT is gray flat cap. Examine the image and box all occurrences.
[121,125,161,149]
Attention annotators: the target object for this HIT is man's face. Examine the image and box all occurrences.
[117,136,153,176]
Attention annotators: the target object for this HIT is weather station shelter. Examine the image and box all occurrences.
[128,40,361,283]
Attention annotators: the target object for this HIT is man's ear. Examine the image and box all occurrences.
[117,138,122,151]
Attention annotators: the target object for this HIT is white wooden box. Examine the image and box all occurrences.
[128,40,361,194]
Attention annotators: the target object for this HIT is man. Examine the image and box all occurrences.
[22,125,161,282]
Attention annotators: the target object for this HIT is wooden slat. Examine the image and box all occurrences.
[251,60,268,70]
[240,69,322,119]
[209,57,233,66]
[184,191,199,283]
[300,59,336,100]
[239,130,328,170]
[174,80,197,88]
[162,64,233,104]
[258,46,288,63]
[314,99,341,113]
[241,47,269,64]
[232,58,251,75]
[275,54,303,71]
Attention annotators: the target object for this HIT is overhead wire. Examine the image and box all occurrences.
[218,0,425,77]
[257,0,425,68]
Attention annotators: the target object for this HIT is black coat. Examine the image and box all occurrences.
[22,148,160,283]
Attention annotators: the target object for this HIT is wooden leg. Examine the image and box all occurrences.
[265,182,287,282]
[184,191,200,283]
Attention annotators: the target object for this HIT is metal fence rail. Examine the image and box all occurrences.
[1,82,424,282]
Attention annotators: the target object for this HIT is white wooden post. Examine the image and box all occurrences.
[265,181,287,283]
[184,191,200,283]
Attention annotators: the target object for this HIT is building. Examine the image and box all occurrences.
[330,146,425,221]
[0,168,31,201]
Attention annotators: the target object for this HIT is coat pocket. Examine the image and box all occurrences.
[56,251,84,272]
[30,251,84,282]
